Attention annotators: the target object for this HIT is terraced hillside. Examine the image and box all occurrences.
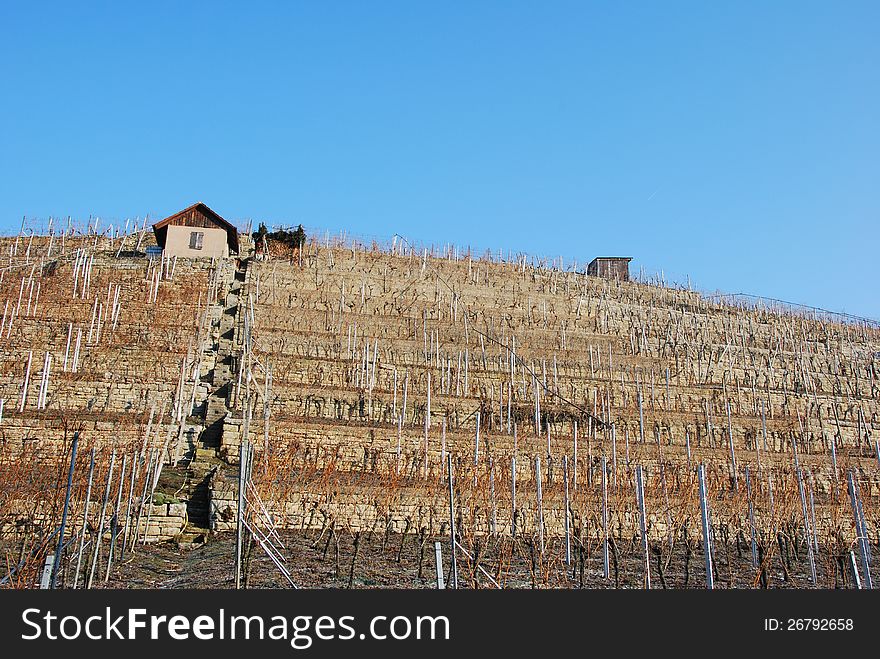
[225,238,879,587]
[0,228,225,587]
[1,229,878,588]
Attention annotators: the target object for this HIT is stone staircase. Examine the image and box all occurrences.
[175,257,249,546]
[202,260,244,450]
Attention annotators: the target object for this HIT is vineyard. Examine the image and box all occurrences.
[0,223,878,589]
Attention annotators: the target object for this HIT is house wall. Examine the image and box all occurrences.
[165,225,229,258]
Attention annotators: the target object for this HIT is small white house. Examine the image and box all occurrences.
[152,202,239,258]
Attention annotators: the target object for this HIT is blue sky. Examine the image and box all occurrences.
[1,2,877,317]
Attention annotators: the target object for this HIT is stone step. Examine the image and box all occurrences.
[175,529,209,550]
[194,447,217,461]
[205,408,226,417]
[205,411,227,424]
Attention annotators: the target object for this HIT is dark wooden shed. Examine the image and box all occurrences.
[588,257,632,281]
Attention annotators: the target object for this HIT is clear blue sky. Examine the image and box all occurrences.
[1,2,877,317]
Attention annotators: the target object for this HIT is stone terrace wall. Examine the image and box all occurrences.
[0,498,187,544]
[0,236,215,462]
[2,232,878,545]
[216,239,879,540]
[241,245,879,471]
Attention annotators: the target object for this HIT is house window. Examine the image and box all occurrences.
[189,231,204,250]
